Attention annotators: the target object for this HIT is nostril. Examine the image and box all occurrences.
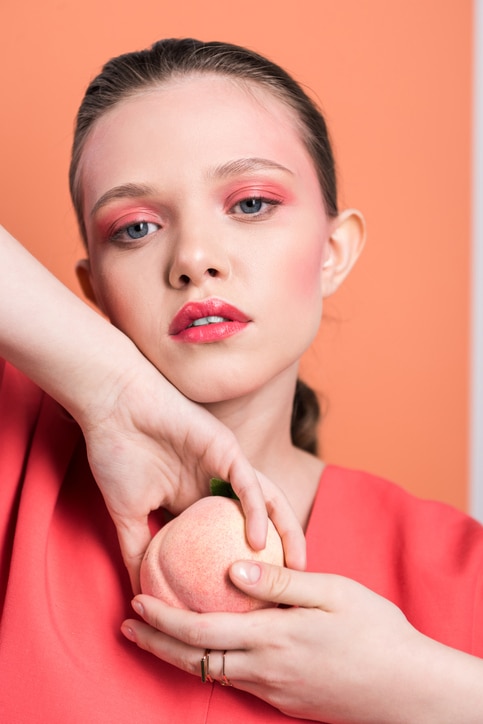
[207,268,217,277]
[179,274,190,285]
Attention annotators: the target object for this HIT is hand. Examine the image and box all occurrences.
[122,562,483,723]
[81,361,306,592]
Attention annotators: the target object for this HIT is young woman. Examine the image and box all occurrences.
[1,38,483,723]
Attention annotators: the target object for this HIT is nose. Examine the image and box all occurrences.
[167,222,230,289]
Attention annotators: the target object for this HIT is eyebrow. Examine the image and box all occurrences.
[90,158,293,217]
[209,157,294,179]
[90,182,158,218]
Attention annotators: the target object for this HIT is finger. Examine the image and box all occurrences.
[257,472,306,571]
[115,518,152,594]
[122,617,249,685]
[129,595,262,651]
[228,459,268,551]
[229,561,341,609]
[121,617,207,678]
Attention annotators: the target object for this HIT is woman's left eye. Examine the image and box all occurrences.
[110,221,160,243]
[230,196,280,217]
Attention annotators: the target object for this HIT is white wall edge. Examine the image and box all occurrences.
[471,0,483,520]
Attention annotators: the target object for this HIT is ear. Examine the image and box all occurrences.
[75,258,99,307]
[321,209,366,297]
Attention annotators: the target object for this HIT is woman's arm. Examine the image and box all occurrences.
[0,226,305,589]
[124,563,483,723]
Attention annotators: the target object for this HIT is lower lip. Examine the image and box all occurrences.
[172,321,249,343]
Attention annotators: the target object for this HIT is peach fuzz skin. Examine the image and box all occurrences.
[140,496,284,612]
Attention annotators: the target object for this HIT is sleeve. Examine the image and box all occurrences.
[473,560,483,655]
[396,493,483,657]
[0,358,44,482]
[308,465,483,656]
[0,358,44,594]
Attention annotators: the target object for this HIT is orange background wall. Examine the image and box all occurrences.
[0,0,472,510]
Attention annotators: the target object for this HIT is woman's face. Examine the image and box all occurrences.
[78,74,332,404]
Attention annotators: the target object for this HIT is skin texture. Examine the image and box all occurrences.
[140,496,284,612]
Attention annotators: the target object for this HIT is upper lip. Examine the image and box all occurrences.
[169,298,251,335]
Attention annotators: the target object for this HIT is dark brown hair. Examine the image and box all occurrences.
[70,38,335,454]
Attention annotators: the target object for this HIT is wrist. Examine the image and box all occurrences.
[391,632,483,723]
[68,327,157,431]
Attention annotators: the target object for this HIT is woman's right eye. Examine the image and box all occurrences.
[110,220,160,243]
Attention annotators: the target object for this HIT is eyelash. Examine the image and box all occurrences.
[109,220,161,244]
[229,196,282,218]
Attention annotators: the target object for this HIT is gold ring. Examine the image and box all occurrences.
[200,649,213,683]
[220,650,233,687]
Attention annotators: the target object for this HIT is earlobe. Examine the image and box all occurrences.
[75,259,99,307]
[321,209,366,297]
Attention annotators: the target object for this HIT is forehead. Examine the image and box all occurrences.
[79,73,320,210]
[95,71,302,132]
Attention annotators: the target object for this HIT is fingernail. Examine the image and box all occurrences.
[132,599,144,616]
[232,561,261,584]
[121,623,136,642]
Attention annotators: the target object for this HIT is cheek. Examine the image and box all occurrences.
[90,264,140,330]
[285,238,325,300]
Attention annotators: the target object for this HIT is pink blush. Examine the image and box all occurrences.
[289,241,325,299]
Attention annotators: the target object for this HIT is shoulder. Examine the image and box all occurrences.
[0,357,44,413]
[313,463,483,557]
[318,463,477,529]
[308,464,483,652]
[0,358,81,486]
[0,358,45,452]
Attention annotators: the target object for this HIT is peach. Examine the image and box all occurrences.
[140,495,284,612]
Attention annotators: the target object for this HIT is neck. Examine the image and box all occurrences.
[204,368,295,469]
[202,366,324,527]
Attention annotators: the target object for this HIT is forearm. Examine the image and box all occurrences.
[362,629,483,724]
[0,225,145,425]
[398,634,483,724]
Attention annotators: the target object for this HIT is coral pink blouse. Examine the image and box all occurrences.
[1,360,483,722]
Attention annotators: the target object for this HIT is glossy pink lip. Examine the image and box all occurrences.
[169,299,251,343]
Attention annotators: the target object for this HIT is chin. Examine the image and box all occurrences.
[169,376,257,406]
[183,388,240,406]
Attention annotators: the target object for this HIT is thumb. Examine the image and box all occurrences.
[115,518,153,594]
[229,560,330,609]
